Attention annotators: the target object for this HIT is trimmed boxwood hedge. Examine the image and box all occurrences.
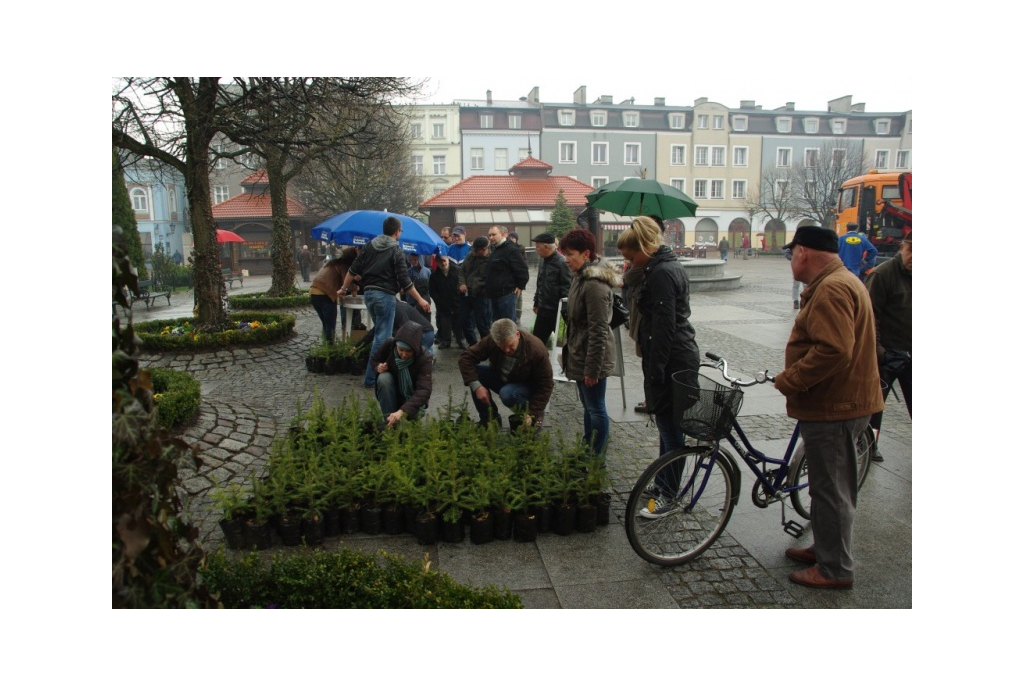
[228,288,309,310]
[149,367,201,429]
[203,548,522,609]
[135,312,295,352]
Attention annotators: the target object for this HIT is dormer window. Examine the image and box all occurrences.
[591,110,607,127]
[875,119,890,135]
[777,117,792,133]
[669,113,685,129]
[559,109,575,126]
[831,119,846,134]
[623,111,639,127]
[804,118,818,133]
[480,113,493,129]
[732,115,747,131]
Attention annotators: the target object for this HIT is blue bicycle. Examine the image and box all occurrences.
[625,353,873,566]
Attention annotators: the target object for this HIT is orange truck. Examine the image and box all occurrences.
[835,170,912,259]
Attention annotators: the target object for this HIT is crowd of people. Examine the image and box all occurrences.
[303,216,911,591]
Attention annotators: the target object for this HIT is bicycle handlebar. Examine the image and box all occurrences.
[702,352,775,387]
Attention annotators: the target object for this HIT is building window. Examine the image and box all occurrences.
[210,143,227,170]
[432,155,446,175]
[710,180,724,199]
[805,180,816,195]
[669,113,685,129]
[131,187,149,213]
[697,114,708,129]
[804,118,818,134]
[518,148,529,161]
[478,113,492,129]
[671,179,685,193]
[559,141,576,163]
[693,179,707,198]
[732,180,747,199]
[832,149,846,167]
[875,119,890,135]
[776,180,789,195]
[732,115,747,131]
[432,122,445,138]
[805,149,820,167]
[494,148,508,171]
[213,185,230,204]
[471,148,484,170]
[875,150,890,168]
[624,143,640,165]
[777,117,792,133]
[712,115,724,130]
[623,111,639,127]
[508,113,521,129]
[711,146,725,166]
[167,187,177,214]
[592,142,608,164]
[777,148,791,167]
[591,110,607,127]
[694,146,708,166]
[831,119,846,134]
[410,123,422,138]
[670,144,686,165]
[559,109,576,126]
[733,146,748,166]
[896,150,911,169]
[592,176,608,188]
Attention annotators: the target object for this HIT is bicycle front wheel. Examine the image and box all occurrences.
[625,447,735,566]
[789,426,874,521]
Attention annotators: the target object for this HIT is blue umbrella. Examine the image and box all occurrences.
[311,210,447,256]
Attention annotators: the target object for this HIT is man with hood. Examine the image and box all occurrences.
[370,320,433,427]
[340,216,430,388]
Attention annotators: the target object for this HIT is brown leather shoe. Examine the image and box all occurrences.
[785,546,816,564]
[789,565,853,589]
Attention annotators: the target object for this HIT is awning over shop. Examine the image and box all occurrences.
[455,209,549,224]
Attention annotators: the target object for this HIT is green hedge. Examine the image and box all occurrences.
[149,367,201,429]
[228,288,309,310]
[203,548,522,608]
[135,312,295,352]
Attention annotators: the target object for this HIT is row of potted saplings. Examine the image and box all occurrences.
[212,402,611,550]
[304,340,369,375]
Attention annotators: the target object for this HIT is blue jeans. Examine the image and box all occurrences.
[375,371,423,419]
[491,292,517,323]
[472,364,532,421]
[654,411,687,456]
[363,289,397,387]
[576,377,609,459]
[311,294,338,342]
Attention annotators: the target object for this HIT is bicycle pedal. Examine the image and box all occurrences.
[782,519,804,538]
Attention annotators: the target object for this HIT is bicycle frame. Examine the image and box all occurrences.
[716,419,806,500]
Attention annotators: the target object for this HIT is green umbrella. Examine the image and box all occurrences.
[586,178,698,219]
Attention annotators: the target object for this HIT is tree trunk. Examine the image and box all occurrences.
[265,150,298,297]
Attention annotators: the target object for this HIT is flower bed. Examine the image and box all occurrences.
[228,288,308,310]
[135,312,295,352]
[149,367,201,429]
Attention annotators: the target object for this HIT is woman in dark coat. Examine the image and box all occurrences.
[370,321,433,427]
[617,216,700,456]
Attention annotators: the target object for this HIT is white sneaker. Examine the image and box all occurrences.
[638,496,675,519]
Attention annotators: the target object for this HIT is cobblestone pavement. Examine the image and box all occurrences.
[135,255,912,609]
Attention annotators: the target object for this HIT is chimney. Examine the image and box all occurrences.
[694,97,708,106]
[620,97,635,105]
[786,102,795,111]
[574,85,587,104]
[654,97,665,106]
[740,100,755,109]
[528,86,539,104]
[600,95,612,104]
[828,95,852,113]
[486,90,492,105]
[852,102,865,112]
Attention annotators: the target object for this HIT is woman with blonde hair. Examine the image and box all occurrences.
[617,217,700,476]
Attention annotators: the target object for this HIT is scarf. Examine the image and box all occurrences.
[622,266,645,357]
[394,350,415,399]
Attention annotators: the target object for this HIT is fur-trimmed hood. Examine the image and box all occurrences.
[578,258,622,288]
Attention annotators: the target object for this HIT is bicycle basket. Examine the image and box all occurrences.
[671,371,743,441]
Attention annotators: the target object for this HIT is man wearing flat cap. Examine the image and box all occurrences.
[531,232,572,347]
[773,226,884,590]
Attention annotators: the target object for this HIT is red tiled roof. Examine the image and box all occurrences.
[510,156,552,171]
[242,169,268,184]
[420,175,594,209]
[212,192,309,219]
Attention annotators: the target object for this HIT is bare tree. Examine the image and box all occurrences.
[789,138,867,228]
[221,78,423,296]
[747,164,802,230]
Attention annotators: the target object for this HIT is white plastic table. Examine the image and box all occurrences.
[341,296,368,341]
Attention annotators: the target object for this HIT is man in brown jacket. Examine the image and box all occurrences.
[458,318,553,429]
[773,226,884,590]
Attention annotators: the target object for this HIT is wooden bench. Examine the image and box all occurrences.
[133,279,172,310]
[222,268,244,288]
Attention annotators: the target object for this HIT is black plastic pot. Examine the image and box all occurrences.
[553,504,576,536]
[301,516,324,545]
[493,507,513,540]
[382,503,404,535]
[575,504,597,533]
[513,511,538,542]
[243,519,273,550]
[361,505,383,535]
[469,512,494,545]
[595,493,612,526]
[277,515,303,546]
[219,517,246,550]
[414,511,438,545]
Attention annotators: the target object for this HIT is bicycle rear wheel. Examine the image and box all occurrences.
[789,426,873,521]
[625,447,735,566]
